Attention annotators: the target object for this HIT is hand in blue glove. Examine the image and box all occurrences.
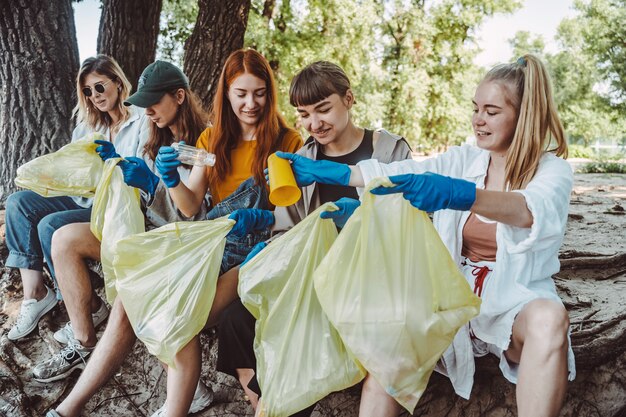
[94,140,120,161]
[371,172,476,212]
[241,241,267,267]
[320,197,360,228]
[118,157,160,195]
[275,151,352,187]
[155,145,182,188]
[227,209,275,238]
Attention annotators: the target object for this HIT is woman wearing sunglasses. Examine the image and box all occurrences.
[4,55,148,342]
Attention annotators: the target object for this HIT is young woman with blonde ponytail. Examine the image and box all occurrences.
[277,54,574,417]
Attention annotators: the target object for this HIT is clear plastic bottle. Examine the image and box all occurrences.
[171,142,216,166]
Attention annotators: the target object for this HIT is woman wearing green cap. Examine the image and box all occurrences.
[5,54,147,342]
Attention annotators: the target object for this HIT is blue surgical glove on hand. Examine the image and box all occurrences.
[227,209,275,238]
[275,151,352,187]
[241,241,267,267]
[320,197,361,228]
[94,140,120,161]
[370,172,476,212]
[118,157,160,195]
[155,145,182,188]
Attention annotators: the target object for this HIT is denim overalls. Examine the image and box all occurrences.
[205,176,271,274]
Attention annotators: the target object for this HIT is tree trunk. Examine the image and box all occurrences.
[0,0,79,207]
[183,0,251,112]
[97,0,162,90]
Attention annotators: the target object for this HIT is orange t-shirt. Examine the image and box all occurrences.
[196,127,302,203]
[461,213,497,262]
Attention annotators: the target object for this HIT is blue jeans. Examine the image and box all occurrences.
[206,177,271,274]
[5,190,92,295]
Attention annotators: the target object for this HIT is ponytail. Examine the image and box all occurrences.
[484,54,567,190]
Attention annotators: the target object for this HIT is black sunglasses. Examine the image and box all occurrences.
[82,80,113,97]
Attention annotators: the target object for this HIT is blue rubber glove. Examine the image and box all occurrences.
[118,157,160,195]
[275,151,351,187]
[227,209,275,238]
[320,197,361,228]
[241,241,267,267]
[370,172,476,212]
[94,140,120,161]
[155,145,182,188]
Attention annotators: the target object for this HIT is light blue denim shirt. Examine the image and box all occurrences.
[71,105,150,208]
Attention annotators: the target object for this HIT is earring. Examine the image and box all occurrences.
[118,86,122,91]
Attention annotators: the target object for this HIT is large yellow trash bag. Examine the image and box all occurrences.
[239,203,366,417]
[14,133,105,197]
[111,218,233,367]
[314,177,481,412]
[90,158,144,302]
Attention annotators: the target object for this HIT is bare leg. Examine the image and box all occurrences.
[505,299,569,417]
[359,374,402,417]
[55,298,136,417]
[20,268,48,300]
[205,267,241,328]
[165,335,201,417]
[236,368,259,409]
[52,223,102,347]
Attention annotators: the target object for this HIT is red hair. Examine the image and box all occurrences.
[208,48,290,188]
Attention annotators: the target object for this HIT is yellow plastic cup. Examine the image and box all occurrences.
[268,153,301,206]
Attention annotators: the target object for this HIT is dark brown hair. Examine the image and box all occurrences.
[143,87,208,161]
[289,61,351,107]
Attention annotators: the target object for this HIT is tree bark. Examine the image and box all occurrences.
[183,0,251,112]
[97,0,162,90]
[0,0,79,207]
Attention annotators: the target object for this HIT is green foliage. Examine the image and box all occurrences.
[243,0,520,151]
[568,144,595,159]
[150,0,625,153]
[509,31,545,58]
[244,0,384,139]
[552,14,626,146]
[579,161,626,174]
[508,7,626,148]
[574,0,626,107]
[158,0,198,65]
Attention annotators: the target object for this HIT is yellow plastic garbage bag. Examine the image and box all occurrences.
[14,133,105,197]
[239,203,366,417]
[111,218,233,367]
[90,158,145,302]
[314,177,481,412]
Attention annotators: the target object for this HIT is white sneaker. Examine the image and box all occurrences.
[32,338,94,382]
[54,298,110,344]
[150,381,214,416]
[8,287,57,340]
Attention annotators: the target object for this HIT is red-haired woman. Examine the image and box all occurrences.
[151,49,302,417]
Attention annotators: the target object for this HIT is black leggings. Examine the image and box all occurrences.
[217,299,316,417]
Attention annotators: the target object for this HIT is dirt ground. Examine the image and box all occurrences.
[0,171,624,417]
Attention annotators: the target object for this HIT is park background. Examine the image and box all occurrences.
[1,0,625,205]
[0,1,625,416]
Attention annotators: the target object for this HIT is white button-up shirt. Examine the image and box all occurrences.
[71,106,149,207]
[357,144,576,398]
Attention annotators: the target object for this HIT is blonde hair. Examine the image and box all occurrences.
[72,55,132,132]
[483,54,568,190]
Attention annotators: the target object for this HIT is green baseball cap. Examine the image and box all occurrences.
[124,60,189,108]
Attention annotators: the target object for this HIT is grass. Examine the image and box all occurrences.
[579,161,626,174]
